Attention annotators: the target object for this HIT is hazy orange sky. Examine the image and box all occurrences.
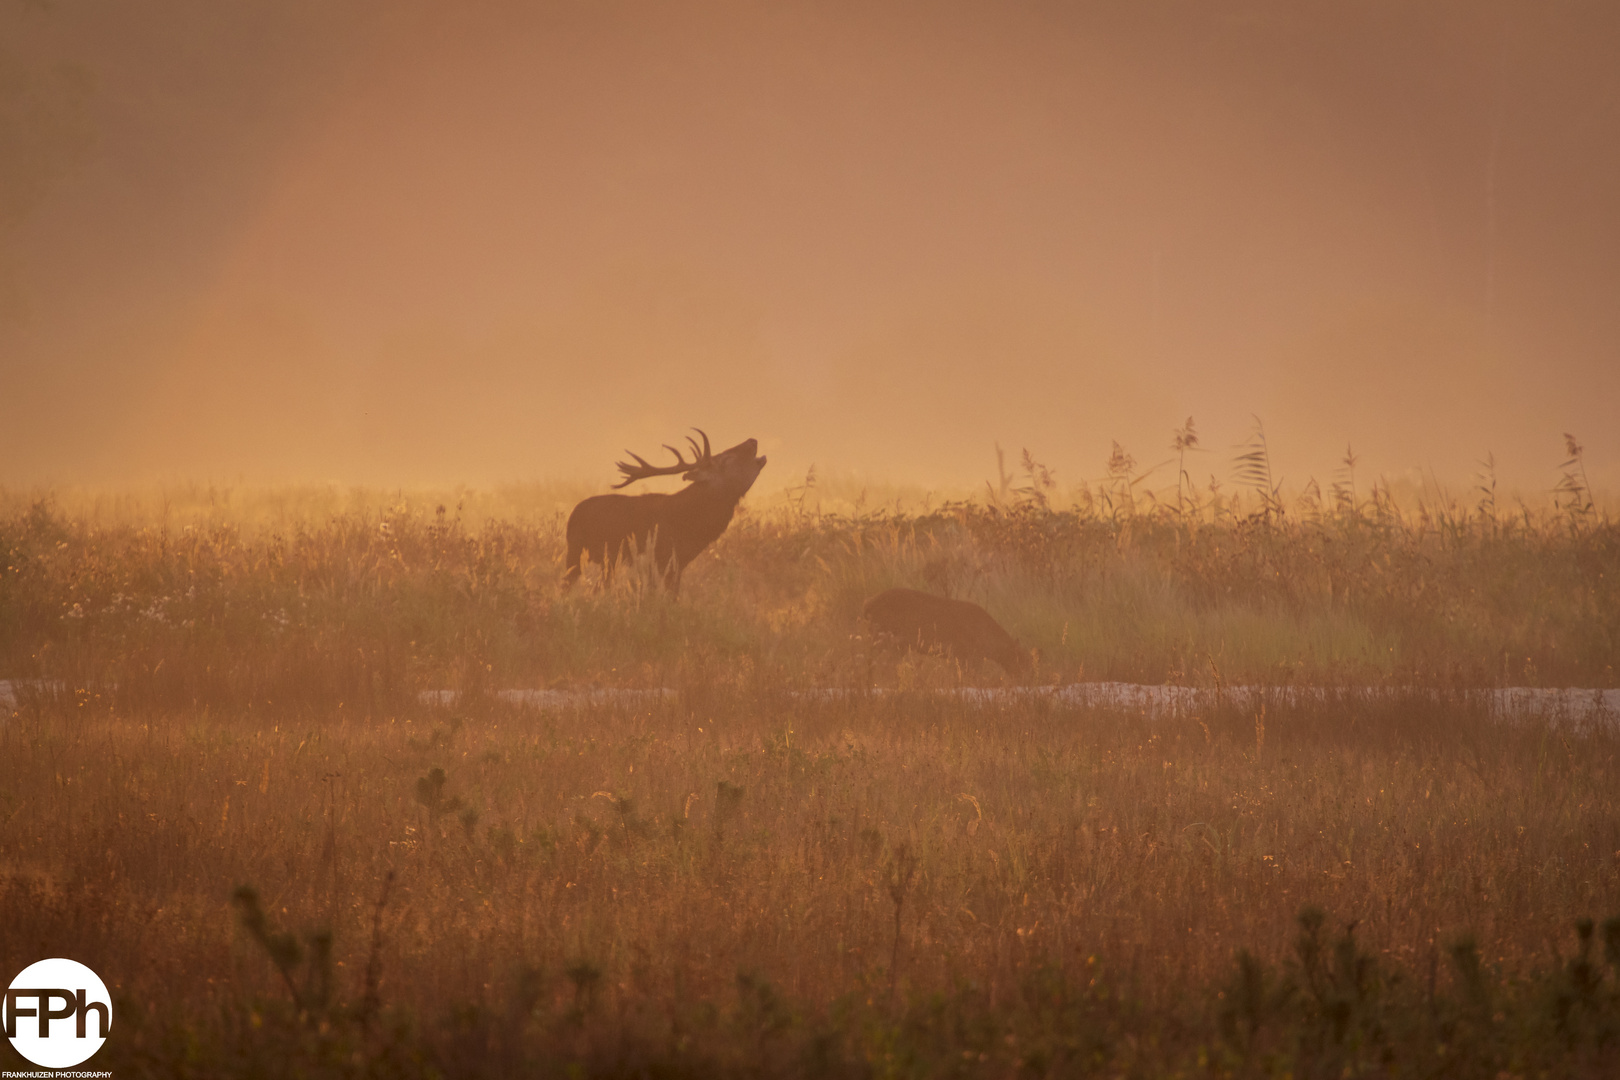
[3,0,1616,495]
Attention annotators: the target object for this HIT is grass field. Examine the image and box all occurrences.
[2,468,1616,705]
[2,478,1619,1076]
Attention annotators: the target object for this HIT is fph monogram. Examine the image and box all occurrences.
[4,959,112,1070]
[4,987,110,1039]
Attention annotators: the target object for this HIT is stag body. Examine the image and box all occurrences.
[863,587,1032,677]
[565,431,766,592]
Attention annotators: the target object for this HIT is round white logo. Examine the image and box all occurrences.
[4,958,112,1069]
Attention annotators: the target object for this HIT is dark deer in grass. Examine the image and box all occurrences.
[863,587,1033,678]
[564,429,767,593]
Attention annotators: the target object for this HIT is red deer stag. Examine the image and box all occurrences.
[862,587,1033,678]
[564,429,766,593]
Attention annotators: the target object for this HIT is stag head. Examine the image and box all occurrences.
[613,429,767,498]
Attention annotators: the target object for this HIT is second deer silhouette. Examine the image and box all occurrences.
[564,429,767,594]
[863,587,1033,678]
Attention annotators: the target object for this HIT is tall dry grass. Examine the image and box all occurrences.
[3,471,1615,712]
[2,692,1617,1075]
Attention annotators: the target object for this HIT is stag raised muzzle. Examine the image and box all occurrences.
[862,587,1033,678]
[564,429,767,593]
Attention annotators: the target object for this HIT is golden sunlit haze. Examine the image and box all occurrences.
[2,0,1616,495]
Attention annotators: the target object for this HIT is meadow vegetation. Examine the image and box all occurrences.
[2,442,1618,1076]
[2,445,1616,708]
[3,689,1619,1076]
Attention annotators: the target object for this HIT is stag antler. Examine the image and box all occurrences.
[612,428,714,489]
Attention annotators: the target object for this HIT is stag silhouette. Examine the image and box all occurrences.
[862,587,1032,678]
[564,429,766,593]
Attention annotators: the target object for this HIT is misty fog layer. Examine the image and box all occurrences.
[2,0,1616,493]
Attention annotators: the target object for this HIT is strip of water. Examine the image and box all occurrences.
[5,679,1615,724]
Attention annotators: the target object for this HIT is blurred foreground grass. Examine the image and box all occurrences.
[2,692,1617,1076]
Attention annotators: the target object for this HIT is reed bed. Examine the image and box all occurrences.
[2,477,1615,710]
